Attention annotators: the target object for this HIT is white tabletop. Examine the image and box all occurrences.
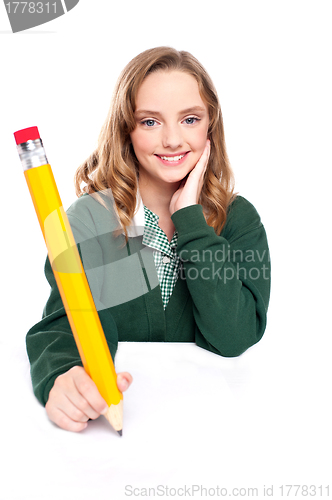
[1,332,331,500]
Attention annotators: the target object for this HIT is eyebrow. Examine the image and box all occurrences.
[134,106,207,118]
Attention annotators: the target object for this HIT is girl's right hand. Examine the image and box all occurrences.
[169,139,210,215]
[45,366,133,432]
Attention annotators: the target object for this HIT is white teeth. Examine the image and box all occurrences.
[160,154,185,162]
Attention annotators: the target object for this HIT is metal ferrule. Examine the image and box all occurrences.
[17,139,48,170]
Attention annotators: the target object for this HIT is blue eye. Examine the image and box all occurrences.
[142,119,156,127]
[184,116,199,125]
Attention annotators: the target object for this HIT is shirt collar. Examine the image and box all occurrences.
[127,193,145,238]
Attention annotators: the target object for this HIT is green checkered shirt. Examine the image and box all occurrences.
[143,205,181,309]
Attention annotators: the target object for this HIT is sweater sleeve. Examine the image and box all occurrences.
[171,197,271,357]
[26,210,119,407]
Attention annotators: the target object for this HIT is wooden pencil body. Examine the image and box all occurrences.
[24,163,123,417]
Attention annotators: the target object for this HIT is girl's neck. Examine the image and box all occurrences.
[138,178,179,218]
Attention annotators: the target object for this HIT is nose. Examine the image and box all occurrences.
[162,123,183,150]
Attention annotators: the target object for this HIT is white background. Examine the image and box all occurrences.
[1,1,331,499]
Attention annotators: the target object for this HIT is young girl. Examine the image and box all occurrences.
[26,46,270,432]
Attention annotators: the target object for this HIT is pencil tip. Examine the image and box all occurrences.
[117,429,122,437]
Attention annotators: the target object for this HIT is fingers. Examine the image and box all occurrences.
[203,139,211,171]
[186,139,211,196]
[201,138,211,165]
[45,367,134,432]
[169,140,211,214]
[117,371,133,392]
[46,366,109,432]
[71,368,109,418]
[46,408,89,433]
[184,140,210,189]
[191,139,211,179]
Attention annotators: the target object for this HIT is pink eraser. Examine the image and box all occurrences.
[14,126,40,145]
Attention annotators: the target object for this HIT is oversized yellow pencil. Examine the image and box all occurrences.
[14,126,123,435]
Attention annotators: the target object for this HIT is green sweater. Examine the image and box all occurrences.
[26,194,271,406]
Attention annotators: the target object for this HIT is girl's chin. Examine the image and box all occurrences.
[162,164,195,180]
[158,172,191,185]
[139,162,196,187]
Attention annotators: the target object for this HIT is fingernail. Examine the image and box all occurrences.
[101,406,108,415]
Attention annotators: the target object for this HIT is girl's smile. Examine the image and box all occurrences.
[155,150,190,166]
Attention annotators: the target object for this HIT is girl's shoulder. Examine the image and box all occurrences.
[221,195,264,242]
[66,191,120,239]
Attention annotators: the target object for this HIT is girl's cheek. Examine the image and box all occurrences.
[196,131,209,153]
[195,122,209,147]
[131,129,155,155]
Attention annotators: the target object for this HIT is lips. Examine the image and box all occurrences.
[159,154,185,162]
[155,151,190,165]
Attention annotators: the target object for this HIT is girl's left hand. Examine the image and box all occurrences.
[169,140,210,215]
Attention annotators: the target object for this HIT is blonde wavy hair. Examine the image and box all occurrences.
[74,46,235,238]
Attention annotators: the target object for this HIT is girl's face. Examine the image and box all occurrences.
[130,70,209,189]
